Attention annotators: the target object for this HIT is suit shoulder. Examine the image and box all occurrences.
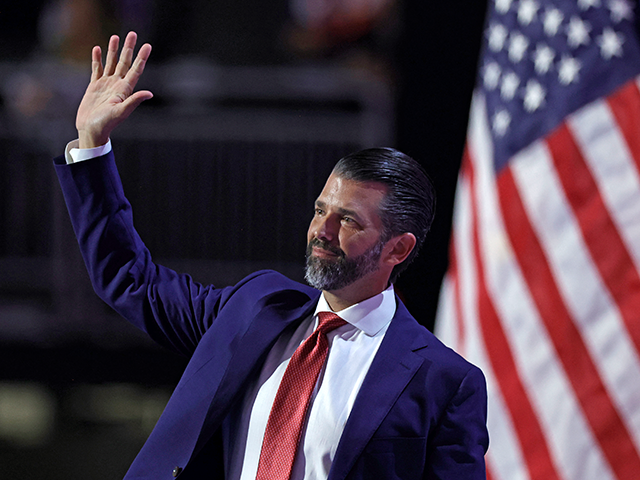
[220,269,320,311]
[394,301,485,384]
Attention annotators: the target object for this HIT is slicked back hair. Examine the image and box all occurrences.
[331,147,436,284]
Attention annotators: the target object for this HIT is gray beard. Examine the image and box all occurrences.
[304,238,384,291]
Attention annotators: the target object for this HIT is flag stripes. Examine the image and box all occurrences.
[470,93,611,480]
[438,75,640,479]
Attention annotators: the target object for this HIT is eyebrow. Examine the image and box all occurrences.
[315,200,363,223]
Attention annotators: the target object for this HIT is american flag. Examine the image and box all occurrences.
[435,1,640,479]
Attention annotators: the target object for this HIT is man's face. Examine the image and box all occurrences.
[305,173,388,291]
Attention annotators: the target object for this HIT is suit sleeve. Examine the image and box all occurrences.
[54,150,236,356]
[424,364,489,480]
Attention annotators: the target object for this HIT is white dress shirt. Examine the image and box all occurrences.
[228,287,395,480]
[65,140,396,480]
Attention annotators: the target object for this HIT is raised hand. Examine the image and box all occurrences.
[76,32,153,148]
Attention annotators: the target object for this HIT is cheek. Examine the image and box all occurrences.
[340,231,377,257]
[337,231,358,254]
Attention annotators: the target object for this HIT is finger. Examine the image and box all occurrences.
[115,31,138,77]
[90,46,103,82]
[104,35,120,76]
[123,43,152,88]
[118,90,154,119]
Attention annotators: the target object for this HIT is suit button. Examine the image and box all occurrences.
[172,466,183,477]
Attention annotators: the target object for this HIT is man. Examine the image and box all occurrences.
[54,32,488,479]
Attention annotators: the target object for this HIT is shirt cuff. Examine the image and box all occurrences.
[65,139,112,164]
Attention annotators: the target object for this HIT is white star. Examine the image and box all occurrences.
[508,32,530,63]
[597,27,625,59]
[533,43,555,74]
[518,0,540,26]
[488,23,509,51]
[483,62,502,90]
[566,16,592,48]
[578,0,601,10]
[558,55,582,84]
[501,71,520,100]
[543,8,564,36]
[523,79,546,112]
[608,0,634,23]
[493,109,512,137]
[495,0,514,15]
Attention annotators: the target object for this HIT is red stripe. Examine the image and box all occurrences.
[486,463,495,480]
[447,236,466,354]
[607,79,640,171]
[448,147,475,354]
[549,123,640,358]
[466,154,562,480]
[498,163,640,479]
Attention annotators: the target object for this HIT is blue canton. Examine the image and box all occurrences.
[478,0,640,172]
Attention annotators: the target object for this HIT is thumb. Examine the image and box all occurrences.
[119,90,154,118]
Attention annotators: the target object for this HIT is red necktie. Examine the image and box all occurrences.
[256,311,347,480]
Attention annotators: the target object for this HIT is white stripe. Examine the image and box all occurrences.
[457,209,528,480]
[474,326,530,480]
[445,117,531,479]
[470,94,614,480]
[569,95,640,275]
[435,168,471,350]
[435,167,529,480]
[569,98,640,450]
[511,133,640,453]
[457,94,529,480]
[456,177,477,358]
[434,275,458,348]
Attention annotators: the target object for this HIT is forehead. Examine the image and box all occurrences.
[317,173,387,219]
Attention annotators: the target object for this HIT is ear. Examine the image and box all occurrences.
[382,233,417,267]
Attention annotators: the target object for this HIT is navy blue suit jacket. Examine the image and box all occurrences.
[54,151,488,480]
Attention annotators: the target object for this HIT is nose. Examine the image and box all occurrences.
[312,215,339,243]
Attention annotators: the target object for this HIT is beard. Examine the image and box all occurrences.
[304,237,385,291]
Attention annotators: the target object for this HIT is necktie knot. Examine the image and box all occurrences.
[316,311,347,335]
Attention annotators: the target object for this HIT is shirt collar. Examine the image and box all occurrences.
[314,285,396,337]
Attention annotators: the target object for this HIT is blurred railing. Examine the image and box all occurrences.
[0,59,394,342]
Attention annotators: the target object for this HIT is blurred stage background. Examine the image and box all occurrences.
[0,0,486,477]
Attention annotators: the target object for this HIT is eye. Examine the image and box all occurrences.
[314,207,325,216]
[342,216,362,228]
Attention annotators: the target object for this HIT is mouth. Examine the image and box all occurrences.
[311,246,339,259]
[307,239,343,260]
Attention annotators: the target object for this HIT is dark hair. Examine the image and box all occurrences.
[331,147,436,283]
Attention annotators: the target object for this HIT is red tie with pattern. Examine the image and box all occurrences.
[256,311,347,480]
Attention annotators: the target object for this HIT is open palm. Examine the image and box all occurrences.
[76,32,153,148]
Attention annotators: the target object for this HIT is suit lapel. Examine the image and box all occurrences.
[191,294,320,456]
[329,300,429,480]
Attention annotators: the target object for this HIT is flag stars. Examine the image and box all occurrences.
[533,44,555,74]
[578,0,601,10]
[566,16,591,48]
[492,109,511,137]
[523,79,546,112]
[543,8,564,36]
[509,32,530,62]
[518,0,539,26]
[597,27,624,59]
[495,0,514,15]
[607,0,634,23]
[488,23,509,51]
[558,55,582,85]
[501,71,520,100]
[483,62,502,90]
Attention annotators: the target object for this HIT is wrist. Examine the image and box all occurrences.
[78,129,109,149]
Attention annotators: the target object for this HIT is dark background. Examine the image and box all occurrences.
[0,0,486,477]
